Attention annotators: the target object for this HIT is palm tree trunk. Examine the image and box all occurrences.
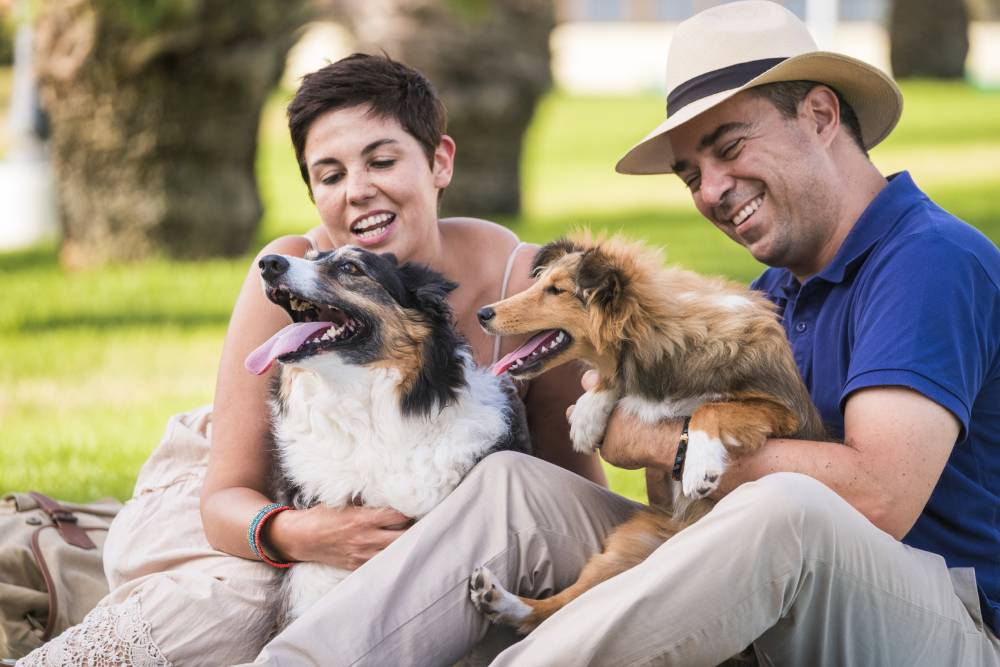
[889,0,969,78]
[336,0,554,218]
[33,0,310,267]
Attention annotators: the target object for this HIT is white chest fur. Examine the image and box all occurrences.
[274,355,512,620]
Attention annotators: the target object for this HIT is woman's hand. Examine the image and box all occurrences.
[267,504,413,571]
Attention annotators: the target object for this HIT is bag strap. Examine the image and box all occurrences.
[28,491,97,550]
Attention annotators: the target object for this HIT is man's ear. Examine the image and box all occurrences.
[432,135,456,189]
[531,238,580,278]
[802,85,841,148]
[577,248,626,311]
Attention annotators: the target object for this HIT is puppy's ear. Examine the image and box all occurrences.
[577,248,626,311]
[397,262,458,320]
[530,238,579,278]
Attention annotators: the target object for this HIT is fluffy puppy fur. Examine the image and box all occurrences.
[469,231,825,634]
[247,247,529,627]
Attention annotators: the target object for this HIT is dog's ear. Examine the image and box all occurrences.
[396,262,466,418]
[530,238,579,278]
[397,262,459,320]
[577,248,627,311]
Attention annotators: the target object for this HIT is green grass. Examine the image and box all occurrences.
[3,81,1000,503]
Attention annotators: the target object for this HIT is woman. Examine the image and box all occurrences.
[17,54,603,666]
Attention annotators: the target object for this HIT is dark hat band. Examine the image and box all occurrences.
[667,57,788,116]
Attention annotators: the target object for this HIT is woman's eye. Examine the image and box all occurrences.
[545,285,563,295]
[371,159,395,169]
[320,172,344,186]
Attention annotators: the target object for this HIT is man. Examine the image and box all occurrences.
[249,2,999,665]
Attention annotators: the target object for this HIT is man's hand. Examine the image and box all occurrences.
[568,371,683,471]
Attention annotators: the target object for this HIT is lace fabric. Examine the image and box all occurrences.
[17,595,170,667]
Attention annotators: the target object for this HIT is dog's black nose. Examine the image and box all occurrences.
[259,254,289,281]
[477,307,496,325]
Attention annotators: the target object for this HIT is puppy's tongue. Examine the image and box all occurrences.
[491,330,559,376]
[245,322,333,375]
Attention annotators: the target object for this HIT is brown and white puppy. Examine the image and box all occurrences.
[468,232,825,634]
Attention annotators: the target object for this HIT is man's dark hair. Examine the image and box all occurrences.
[748,80,867,155]
[287,53,448,195]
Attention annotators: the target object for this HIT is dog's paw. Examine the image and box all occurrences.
[569,390,616,453]
[469,566,532,627]
[682,430,728,499]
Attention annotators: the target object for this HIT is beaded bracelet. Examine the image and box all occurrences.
[248,503,293,569]
[671,417,693,482]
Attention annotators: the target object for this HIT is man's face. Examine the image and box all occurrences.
[668,91,839,277]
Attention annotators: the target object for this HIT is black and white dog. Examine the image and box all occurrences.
[246,247,529,624]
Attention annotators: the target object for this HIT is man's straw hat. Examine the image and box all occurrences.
[615,0,902,175]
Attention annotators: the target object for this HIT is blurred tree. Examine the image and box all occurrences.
[334,0,554,218]
[33,0,310,267]
[889,0,969,79]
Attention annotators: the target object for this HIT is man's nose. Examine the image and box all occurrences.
[698,163,735,209]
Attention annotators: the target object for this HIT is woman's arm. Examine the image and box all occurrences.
[200,235,410,567]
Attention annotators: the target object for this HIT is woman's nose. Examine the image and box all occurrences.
[347,171,377,204]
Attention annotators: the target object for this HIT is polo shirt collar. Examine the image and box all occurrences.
[812,171,922,285]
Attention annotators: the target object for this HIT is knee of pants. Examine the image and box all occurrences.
[721,472,852,548]
[454,450,554,507]
[450,450,612,524]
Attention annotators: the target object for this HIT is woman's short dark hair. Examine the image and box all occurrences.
[748,80,867,155]
[287,53,448,193]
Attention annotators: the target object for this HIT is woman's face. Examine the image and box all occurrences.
[303,105,455,262]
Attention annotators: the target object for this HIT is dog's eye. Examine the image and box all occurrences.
[340,262,362,276]
[545,285,564,295]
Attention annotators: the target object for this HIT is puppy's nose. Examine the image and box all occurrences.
[477,307,496,326]
[259,254,289,281]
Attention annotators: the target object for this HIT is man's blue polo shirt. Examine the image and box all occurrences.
[752,171,1000,634]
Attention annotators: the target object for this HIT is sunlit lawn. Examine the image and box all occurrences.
[3,81,1000,503]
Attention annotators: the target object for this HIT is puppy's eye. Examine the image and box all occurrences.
[340,262,362,275]
[545,285,564,295]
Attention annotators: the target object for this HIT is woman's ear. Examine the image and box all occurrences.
[432,135,457,189]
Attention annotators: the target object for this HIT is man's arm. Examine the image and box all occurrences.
[595,378,958,540]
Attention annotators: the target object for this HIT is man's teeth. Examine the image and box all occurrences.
[732,196,763,226]
[353,212,395,236]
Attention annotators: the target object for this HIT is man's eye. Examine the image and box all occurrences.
[545,285,564,295]
[371,159,395,169]
[721,139,743,158]
[684,176,701,192]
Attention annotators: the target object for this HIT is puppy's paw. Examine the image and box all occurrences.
[469,566,532,628]
[569,390,616,454]
[682,430,728,498]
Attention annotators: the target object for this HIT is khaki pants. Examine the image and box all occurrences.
[248,452,1000,667]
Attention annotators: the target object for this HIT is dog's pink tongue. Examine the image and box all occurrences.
[245,322,333,375]
[491,330,558,376]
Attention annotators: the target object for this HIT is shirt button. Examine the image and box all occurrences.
[795,321,808,333]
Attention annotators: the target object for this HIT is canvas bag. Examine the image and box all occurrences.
[0,492,122,660]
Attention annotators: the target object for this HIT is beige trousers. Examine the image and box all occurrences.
[249,452,1000,667]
